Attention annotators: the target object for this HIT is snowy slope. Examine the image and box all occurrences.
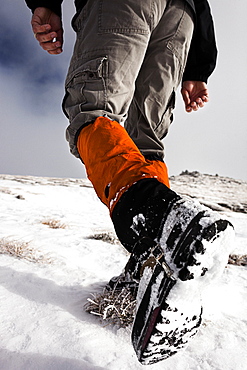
[0,173,246,370]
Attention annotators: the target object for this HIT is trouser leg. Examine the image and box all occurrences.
[63,0,194,159]
[63,0,158,158]
[63,0,194,213]
[125,0,194,159]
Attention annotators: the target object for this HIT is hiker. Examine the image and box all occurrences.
[25,0,234,365]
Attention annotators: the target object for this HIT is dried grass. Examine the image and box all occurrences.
[228,254,247,266]
[41,219,67,229]
[88,232,120,245]
[85,253,247,328]
[85,285,137,328]
[0,238,53,264]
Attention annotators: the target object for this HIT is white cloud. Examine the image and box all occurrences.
[0,68,85,178]
[0,1,84,178]
[0,0,246,181]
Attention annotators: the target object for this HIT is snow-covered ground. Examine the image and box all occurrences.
[0,172,246,370]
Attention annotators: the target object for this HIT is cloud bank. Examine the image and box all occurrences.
[0,1,246,181]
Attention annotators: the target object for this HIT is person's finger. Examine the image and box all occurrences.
[36,31,57,43]
[181,88,190,106]
[47,47,62,55]
[201,95,209,102]
[40,40,62,53]
[195,98,204,108]
[56,28,63,46]
[186,105,193,113]
[41,40,60,50]
[190,102,199,111]
[32,21,51,35]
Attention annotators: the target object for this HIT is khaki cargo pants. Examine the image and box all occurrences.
[63,0,194,159]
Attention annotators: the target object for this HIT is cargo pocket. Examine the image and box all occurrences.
[63,56,108,122]
[98,0,151,34]
[155,90,175,140]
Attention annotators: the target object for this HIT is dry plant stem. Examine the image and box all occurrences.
[0,238,52,264]
[41,219,67,229]
[88,232,120,245]
[228,254,247,266]
[85,253,247,328]
[85,286,137,328]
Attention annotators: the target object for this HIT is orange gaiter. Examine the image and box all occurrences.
[77,116,170,213]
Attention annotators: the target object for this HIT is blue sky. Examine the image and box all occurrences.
[0,0,246,181]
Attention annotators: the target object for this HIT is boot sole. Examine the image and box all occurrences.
[132,199,234,365]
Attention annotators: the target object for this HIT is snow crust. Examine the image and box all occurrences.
[0,173,246,369]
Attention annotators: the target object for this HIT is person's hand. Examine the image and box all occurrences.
[181,81,209,112]
[31,7,63,55]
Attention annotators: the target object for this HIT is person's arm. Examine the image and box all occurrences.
[31,7,63,54]
[24,1,63,54]
[183,0,217,83]
[25,0,63,17]
[181,0,217,112]
[181,81,209,112]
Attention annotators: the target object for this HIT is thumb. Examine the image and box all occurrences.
[55,28,64,49]
[181,88,190,106]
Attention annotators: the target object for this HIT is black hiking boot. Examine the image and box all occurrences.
[112,179,234,365]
